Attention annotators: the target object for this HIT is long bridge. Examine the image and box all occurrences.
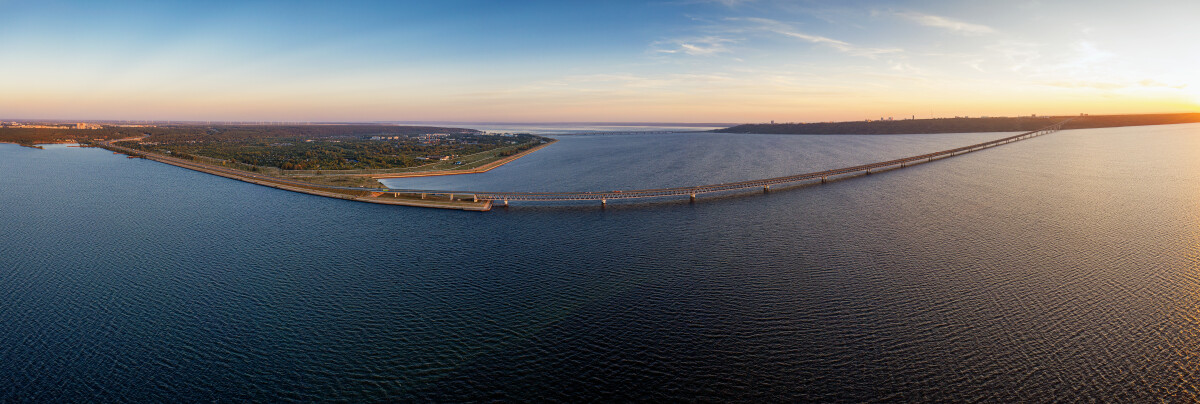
[98,119,1071,210]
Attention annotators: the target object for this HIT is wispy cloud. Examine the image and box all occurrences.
[1032,41,1117,78]
[651,36,734,56]
[1062,41,1113,69]
[1042,81,1126,90]
[987,41,1042,72]
[668,0,756,7]
[706,0,755,6]
[888,61,923,74]
[1139,79,1187,89]
[1041,78,1187,91]
[897,12,995,35]
[731,17,901,57]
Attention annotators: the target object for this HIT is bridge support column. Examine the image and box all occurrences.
[473,194,478,203]
[601,199,607,207]
[690,193,696,203]
[763,185,770,193]
[503,199,509,207]
[448,193,454,201]
[821,176,827,184]
[421,193,426,199]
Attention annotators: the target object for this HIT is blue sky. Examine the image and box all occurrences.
[1,0,1196,122]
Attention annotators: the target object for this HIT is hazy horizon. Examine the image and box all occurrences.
[3,0,1197,122]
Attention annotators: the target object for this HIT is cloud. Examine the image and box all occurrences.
[706,0,755,6]
[889,61,922,74]
[1042,79,1187,91]
[651,36,734,56]
[731,17,901,57]
[1069,41,1114,66]
[1139,79,1187,89]
[668,0,756,7]
[537,72,739,92]
[986,41,1042,72]
[964,59,986,72]
[1043,81,1126,90]
[897,12,995,35]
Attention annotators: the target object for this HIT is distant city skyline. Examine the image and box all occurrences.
[2,0,1197,122]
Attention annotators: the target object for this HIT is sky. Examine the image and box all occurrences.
[1,0,1197,123]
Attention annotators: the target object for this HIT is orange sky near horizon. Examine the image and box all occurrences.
[1,1,1197,123]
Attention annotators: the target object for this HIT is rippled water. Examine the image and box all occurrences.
[4,124,1200,401]
[380,131,1012,192]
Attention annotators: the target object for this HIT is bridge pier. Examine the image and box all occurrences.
[763,185,770,193]
[601,198,607,207]
[421,193,426,199]
[448,193,454,201]
[503,199,509,207]
[690,193,696,203]
[821,176,827,184]
[473,194,478,203]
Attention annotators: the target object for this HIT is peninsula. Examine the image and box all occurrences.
[0,123,554,210]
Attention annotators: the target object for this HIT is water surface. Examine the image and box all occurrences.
[4,124,1200,401]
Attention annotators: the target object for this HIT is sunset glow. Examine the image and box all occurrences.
[1,0,1196,122]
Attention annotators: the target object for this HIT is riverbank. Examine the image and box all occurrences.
[96,141,495,211]
[0,140,78,149]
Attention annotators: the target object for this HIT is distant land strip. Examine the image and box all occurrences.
[714,112,1200,135]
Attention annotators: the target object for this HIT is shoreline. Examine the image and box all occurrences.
[0,140,76,149]
[94,141,500,211]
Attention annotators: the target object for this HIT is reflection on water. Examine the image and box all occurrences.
[4,124,1200,401]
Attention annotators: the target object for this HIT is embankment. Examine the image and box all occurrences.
[97,142,494,211]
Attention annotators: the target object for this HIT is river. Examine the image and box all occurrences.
[3,123,1200,401]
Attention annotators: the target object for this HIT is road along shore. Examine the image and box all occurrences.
[96,141,498,211]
